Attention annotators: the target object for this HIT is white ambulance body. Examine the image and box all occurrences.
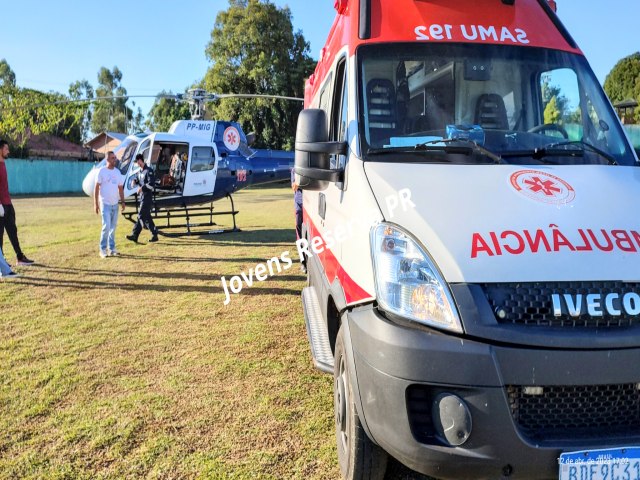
[295,0,640,479]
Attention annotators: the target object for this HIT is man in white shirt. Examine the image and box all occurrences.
[94,151,125,258]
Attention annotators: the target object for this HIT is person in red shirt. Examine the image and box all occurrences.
[0,140,34,265]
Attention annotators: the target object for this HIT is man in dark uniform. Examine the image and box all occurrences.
[291,167,306,273]
[126,154,159,243]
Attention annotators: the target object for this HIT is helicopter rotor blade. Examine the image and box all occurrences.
[213,93,304,102]
[0,94,178,112]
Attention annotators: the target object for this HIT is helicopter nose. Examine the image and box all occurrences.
[82,168,98,197]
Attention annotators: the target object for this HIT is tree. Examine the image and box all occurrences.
[541,74,568,120]
[68,79,94,142]
[0,59,16,88]
[91,66,132,134]
[146,91,191,132]
[131,106,145,133]
[544,96,562,124]
[203,0,316,150]
[604,52,640,122]
[0,86,85,153]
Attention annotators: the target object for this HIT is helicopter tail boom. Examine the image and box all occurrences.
[247,150,294,186]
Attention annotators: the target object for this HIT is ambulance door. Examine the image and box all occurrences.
[182,145,219,197]
[323,57,350,264]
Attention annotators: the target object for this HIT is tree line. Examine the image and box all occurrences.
[0,0,315,156]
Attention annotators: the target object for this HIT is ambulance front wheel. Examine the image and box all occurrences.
[334,326,388,480]
[528,123,569,139]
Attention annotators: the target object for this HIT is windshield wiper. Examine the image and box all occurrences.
[415,138,503,164]
[366,146,452,162]
[545,140,618,165]
[501,140,617,165]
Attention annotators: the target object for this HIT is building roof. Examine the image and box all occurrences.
[614,99,638,109]
[27,133,87,160]
[85,131,128,149]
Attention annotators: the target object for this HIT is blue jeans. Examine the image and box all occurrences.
[0,246,12,276]
[100,202,119,252]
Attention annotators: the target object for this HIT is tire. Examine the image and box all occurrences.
[334,326,388,480]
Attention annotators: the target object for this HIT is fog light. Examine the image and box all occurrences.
[432,393,472,446]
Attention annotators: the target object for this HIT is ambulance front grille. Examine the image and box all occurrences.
[508,384,640,442]
[481,282,640,328]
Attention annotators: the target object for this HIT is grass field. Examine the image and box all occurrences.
[0,186,427,480]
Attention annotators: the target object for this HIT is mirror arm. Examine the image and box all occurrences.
[295,141,347,155]
[295,166,343,182]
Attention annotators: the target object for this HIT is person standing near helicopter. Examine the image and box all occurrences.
[126,154,159,243]
[94,151,125,258]
[0,139,35,266]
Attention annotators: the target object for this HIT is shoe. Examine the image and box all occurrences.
[2,271,19,279]
[99,250,108,258]
[149,236,159,243]
[109,250,120,257]
[300,264,307,274]
[17,256,34,266]
[126,235,138,243]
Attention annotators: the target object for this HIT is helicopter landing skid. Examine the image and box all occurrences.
[123,194,241,236]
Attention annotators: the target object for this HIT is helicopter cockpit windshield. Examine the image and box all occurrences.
[114,138,139,175]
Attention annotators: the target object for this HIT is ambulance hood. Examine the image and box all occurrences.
[365,163,640,284]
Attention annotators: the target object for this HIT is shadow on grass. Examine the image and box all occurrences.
[11,275,302,296]
[182,228,296,246]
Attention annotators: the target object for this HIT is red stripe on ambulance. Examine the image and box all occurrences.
[303,207,373,304]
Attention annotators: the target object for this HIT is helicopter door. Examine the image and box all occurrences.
[182,145,218,197]
[119,138,145,198]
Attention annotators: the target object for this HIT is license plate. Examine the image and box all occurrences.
[559,447,640,480]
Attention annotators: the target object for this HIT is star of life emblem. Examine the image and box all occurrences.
[510,170,575,205]
[223,126,241,151]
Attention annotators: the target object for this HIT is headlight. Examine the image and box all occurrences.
[371,223,463,333]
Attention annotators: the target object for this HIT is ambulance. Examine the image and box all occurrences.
[294,0,640,479]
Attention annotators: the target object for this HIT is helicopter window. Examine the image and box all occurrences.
[139,139,151,163]
[115,139,138,175]
[191,147,215,172]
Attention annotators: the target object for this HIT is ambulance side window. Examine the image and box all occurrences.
[318,72,333,117]
[330,58,348,171]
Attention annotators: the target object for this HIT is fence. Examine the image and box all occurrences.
[6,158,95,195]
[624,125,640,150]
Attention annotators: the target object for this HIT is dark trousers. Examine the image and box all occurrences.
[0,203,24,259]
[132,199,158,238]
[295,208,303,241]
[295,206,305,267]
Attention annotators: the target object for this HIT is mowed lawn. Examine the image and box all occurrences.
[0,186,338,479]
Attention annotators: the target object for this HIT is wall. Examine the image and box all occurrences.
[624,125,640,150]
[6,158,95,195]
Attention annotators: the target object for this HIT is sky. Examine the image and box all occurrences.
[2,0,640,122]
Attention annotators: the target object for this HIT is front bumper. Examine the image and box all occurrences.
[347,305,640,480]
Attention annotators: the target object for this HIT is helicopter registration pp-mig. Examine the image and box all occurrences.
[295,0,640,479]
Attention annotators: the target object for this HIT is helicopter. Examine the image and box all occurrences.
[80,88,300,234]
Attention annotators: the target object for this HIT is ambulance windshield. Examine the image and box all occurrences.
[358,43,635,166]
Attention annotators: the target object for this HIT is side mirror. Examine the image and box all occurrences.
[246,132,257,147]
[295,109,346,191]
